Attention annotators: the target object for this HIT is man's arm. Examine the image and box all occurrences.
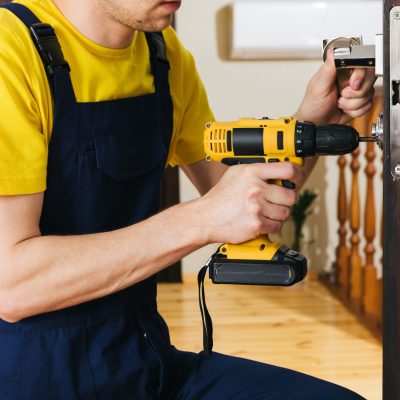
[0,162,303,323]
[182,52,377,195]
[0,192,207,322]
[180,159,227,195]
[296,50,377,125]
[294,50,377,179]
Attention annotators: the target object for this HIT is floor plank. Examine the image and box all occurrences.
[158,277,382,400]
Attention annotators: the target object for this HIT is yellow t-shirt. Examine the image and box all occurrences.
[0,0,214,195]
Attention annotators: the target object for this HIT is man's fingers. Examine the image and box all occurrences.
[317,49,337,90]
[338,88,375,110]
[344,69,377,98]
[253,162,305,188]
[349,68,367,90]
[260,200,291,222]
[342,101,373,119]
[322,49,337,79]
[260,218,283,235]
[262,184,297,207]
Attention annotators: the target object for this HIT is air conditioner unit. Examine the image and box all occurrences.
[217,0,382,60]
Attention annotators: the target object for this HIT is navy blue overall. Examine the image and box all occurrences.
[0,3,366,399]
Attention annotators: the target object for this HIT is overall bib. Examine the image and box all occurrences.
[0,3,365,400]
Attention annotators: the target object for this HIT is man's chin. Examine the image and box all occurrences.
[124,13,172,33]
[141,15,173,32]
[148,15,172,32]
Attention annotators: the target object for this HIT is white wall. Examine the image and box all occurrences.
[176,0,382,275]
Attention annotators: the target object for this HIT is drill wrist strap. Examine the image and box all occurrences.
[197,256,215,355]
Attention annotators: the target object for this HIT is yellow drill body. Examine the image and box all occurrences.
[198,115,364,353]
[204,117,304,263]
[204,117,303,167]
[203,116,362,286]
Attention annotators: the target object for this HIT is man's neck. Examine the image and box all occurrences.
[52,0,135,49]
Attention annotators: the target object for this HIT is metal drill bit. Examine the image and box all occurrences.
[359,136,380,142]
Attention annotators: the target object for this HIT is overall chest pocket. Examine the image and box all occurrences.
[94,130,166,183]
[77,129,167,233]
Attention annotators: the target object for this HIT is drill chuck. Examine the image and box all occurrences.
[315,124,359,155]
[295,122,360,157]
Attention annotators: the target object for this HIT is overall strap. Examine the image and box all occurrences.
[145,32,174,150]
[0,2,75,103]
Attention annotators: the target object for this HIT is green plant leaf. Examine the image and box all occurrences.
[290,189,318,252]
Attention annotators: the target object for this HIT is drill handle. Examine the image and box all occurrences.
[269,156,303,190]
[281,180,296,189]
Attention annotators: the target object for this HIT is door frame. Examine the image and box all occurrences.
[383,1,400,398]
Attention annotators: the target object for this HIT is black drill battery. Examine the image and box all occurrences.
[208,245,307,286]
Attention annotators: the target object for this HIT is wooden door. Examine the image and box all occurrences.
[383,1,400,398]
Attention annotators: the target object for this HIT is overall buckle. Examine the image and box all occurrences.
[29,23,70,75]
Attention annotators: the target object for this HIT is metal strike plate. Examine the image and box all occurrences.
[335,44,375,68]
[322,36,382,72]
[390,7,400,179]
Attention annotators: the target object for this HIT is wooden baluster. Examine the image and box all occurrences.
[336,155,349,288]
[349,119,363,308]
[363,109,378,320]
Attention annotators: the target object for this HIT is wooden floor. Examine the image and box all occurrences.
[158,276,382,400]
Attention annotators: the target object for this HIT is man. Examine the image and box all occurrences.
[0,0,375,398]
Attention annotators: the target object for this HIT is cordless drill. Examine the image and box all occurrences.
[204,116,375,287]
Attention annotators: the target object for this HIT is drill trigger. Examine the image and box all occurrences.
[282,180,296,189]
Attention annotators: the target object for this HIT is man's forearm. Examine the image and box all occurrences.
[1,200,206,322]
[0,162,304,323]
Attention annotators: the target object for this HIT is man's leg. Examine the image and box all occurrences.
[163,349,365,400]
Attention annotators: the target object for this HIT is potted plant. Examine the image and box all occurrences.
[290,189,318,252]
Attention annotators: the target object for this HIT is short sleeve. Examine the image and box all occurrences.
[0,14,48,195]
[163,28,214,167]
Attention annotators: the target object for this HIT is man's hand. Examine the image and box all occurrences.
[296,50,377,125]
[196,162,305,245]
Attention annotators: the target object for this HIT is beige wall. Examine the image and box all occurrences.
[176,0,382,275]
